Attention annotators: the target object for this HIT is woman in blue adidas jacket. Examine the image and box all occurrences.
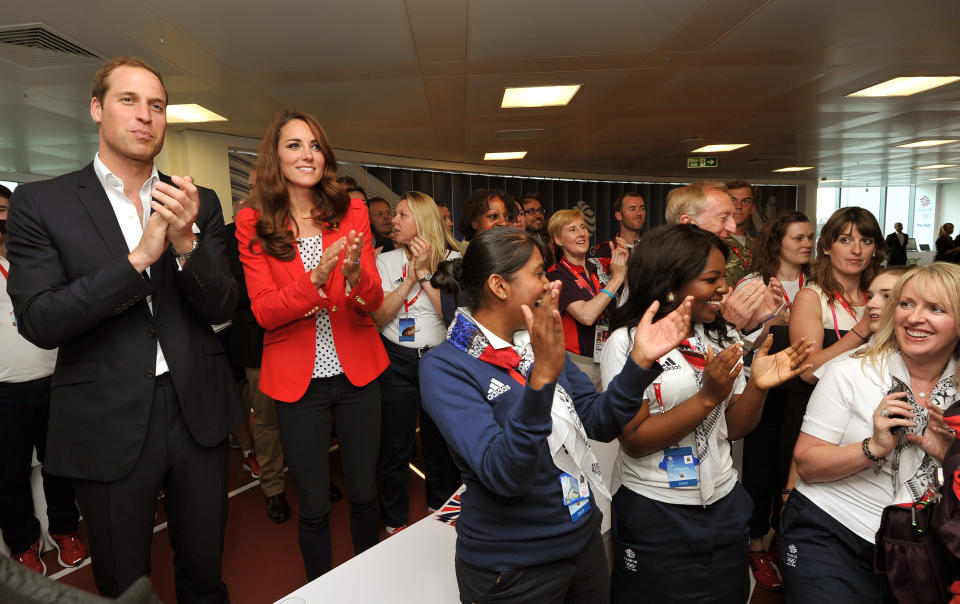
[419,227,693,604]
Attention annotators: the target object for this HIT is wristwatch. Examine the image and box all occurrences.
[417,272,433,284]
[173,237,199,264]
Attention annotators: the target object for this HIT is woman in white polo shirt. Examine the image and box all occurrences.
[372,191,462,533]
[782,262,960,603]
[600,224,811,604]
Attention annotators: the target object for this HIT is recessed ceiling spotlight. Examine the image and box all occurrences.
[847,76,960,97]
[501,85,581,108]
[484,151,527,160]
[772,166,814,172]
[895,139,959,148]
[166,104,227,123]
[691,144,749,153]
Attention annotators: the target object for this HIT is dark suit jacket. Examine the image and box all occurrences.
[6,163,242,481]
[885,231,909,266]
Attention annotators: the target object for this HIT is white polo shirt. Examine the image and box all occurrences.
[797,352,958,543]
[600,322,746,505]
[376,247,460,348]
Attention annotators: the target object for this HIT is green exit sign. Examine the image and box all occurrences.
[687,156,718,168]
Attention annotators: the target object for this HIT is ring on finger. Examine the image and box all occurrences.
[879,408,888,417]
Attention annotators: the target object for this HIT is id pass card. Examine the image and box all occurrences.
[659,446,698,488]
[560,473,590,505]
[398,317,416,342]
[593,322,610,361]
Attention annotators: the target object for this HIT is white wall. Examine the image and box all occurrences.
[938,183,960,232]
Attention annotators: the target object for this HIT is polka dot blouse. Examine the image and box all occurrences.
[297,234,344,378]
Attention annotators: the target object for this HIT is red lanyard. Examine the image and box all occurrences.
[400,264,423,313]
[730,245,751,268]
[0,263,7,279]
[507,368,526,387]
[560,258,600,296]
[830,290,863,339]
[653,383,664,413]
[782,274,804,310]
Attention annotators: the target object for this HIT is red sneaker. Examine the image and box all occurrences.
[11,539,46,575]
[48,531,88,568]
[385,524,407,536]
[242,450,260,479]
[749,549,782,591]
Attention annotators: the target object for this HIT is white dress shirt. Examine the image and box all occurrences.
[92,153,169,375]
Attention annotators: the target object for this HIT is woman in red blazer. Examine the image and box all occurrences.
[236,110,388,581]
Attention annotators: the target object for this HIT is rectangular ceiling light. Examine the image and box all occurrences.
[166,103,228,123]
[820,179,846,183]
[484,151,527,160]
[691,144,749,153]
[916,164,958,170]
[501,85,581,108]
[930,177,956,181]
[847,76,960,97]
[772,166,814,172]
[896,139,959,148]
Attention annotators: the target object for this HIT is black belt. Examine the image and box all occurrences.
[381,335,431,359]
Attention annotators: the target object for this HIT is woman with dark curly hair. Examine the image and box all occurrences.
[456,189,510,243]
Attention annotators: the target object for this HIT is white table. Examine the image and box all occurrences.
[276,514,459,604]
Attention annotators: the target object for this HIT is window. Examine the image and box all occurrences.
[884,187,911,237]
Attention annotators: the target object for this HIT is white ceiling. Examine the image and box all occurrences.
[1,0,959,186]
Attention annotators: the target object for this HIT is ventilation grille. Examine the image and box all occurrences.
[0,24,104,68]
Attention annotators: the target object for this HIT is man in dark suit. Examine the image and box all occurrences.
[6,56,240,601]
[885,222,909,266]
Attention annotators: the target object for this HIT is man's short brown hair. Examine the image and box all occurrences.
[614,192,643,214]
[91,56,167,105]
[725,179,753,195]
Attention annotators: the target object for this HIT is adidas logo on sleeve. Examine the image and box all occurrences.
[486,378,511,400]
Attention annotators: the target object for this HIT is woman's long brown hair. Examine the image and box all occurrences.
[809,206,886,304]
[746,210,811,283]
[252,110,349,260]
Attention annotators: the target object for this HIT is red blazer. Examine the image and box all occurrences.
[236,199,388,402]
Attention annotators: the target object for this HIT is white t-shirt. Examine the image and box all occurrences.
[599,322,747,505]
[797,352,958,543]
[0,257,58,382]
[376,247,461,348]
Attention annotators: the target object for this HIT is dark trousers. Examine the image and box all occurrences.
[742,387,810,539]
[275,374,380,581]
[377,339,461,521]
[377,339,421,527]
[610,484,752,604]
[455,519,609,604]
[73,374,229,602]
[419,405,461,510]
[780,491,894,604]
[0,377,79,554]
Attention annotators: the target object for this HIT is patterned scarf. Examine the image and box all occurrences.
[677,330,727,461]
[889,373,959,501]
[447,310,611,503]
